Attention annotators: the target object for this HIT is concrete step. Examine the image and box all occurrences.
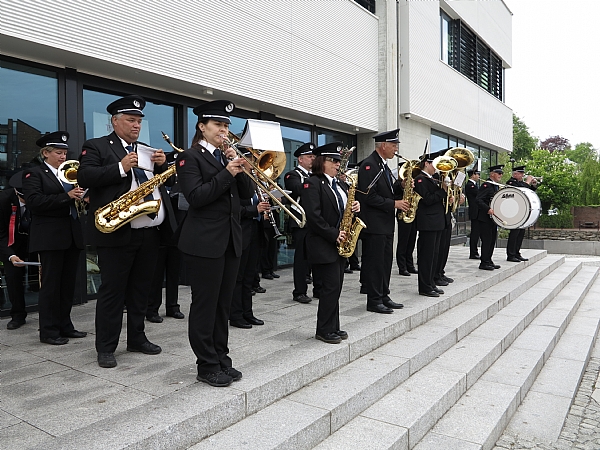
[185,256,574,449]
[12,249,551,450]
[414,266,599,450]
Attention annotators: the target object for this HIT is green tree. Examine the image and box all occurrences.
[524,149,578,212]
[512,114,538,160]
[578,158,600,205]
[565,142,598,165]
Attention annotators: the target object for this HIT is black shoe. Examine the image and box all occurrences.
[336,330,349,340]
[146,315,163,323]
[507,257,521,262]
[433,287,444,295]
[40,336,69,345]
[167,311,185,319]
[479,264,495,271]
[492,263,501,269]
[407,267,418,274]
[6,319,25,330]
[518,255,529,261]
[230,319,252,329]
[367,304,394,314]
[433,278,449,286]
[262,273,274,280]
[469,255,481,260]
[315,332,342,344]
[97,352,117,368]
[197,371,233,387]
[350,265,361,271]
[244,316,264,326]
[61,330,87,338]
[419,291,440,297]
[254,286,267,294]
[344,268,353,274]
[271,272,280,279]
[293,294,312,304]
[127,341,162,355]
[398,269,411,276]
[442,275,454,283]
[251,289,256,295]
[222,366,242,381]
[383,299,404,309]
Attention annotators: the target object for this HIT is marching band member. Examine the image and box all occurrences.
[79,95,174,367]
[356,129,408,314]
[413,150,449,297]
[506,165,536,262]
[22,132,86,345]
[301,142,359,344]
[284,142,316,304]
[176,100,253,387]
[476,164,504,270]
[393,164,418,277]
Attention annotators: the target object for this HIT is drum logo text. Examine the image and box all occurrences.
[501,193,515,199]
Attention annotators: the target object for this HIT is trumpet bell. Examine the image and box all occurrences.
[432,155,458,173]
[256,150,287,180]
[445,147,474,169]
[58,160,80,185]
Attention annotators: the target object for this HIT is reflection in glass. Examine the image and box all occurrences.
[0,61,58,184]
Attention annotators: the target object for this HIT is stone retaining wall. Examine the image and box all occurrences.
[526,229,600,241]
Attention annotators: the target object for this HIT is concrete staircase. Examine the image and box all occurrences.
[13,249,599,450]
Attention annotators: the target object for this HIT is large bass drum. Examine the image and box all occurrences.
[490,186,541,229]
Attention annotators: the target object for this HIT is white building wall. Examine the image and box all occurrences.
[398,0,513,153]
[0,0,379,131]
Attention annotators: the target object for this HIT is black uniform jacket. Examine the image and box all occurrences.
[284,167,310,230]
[465,179,479,220]
[506,177,537,191]
[78,131,175,247]
[475,179,499,223]
[413,172,446,232]
[301,174,347,265]
[175,143,253,258]
[0,189,29,260]
[356,151,395,235]
[240,191,260,251]
[22,164,84,252]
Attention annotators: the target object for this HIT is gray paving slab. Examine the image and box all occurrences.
[414,431,482,450]
[530,357,589,399]
[0,421,51,449]
[0,410,20,430]
[314,416,408,450]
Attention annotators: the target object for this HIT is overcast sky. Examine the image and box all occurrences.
[504,0,599,149]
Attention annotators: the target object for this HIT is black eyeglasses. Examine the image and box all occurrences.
[325,157,340,163]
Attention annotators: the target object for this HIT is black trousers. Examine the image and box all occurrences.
[506,228,526,258]
[291,226,310,296]
[3,256,29,322]
[361,233,393,306]
[186,239,241,374]
[396,219,417,272]
[147,244,182,317]
[313,256,345,336]
[470,219,481,257]
[38,243,80,339]
[417,230,442,293]
[95,227,159,353]
[260,224,278,275]
[479,219,498,265]
[231,221,260,321]
[435,225,452,279]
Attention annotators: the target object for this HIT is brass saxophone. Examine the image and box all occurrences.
[337,170,367,258]
[397,160,422,223]
[95,133,181,233]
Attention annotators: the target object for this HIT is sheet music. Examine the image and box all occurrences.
[136,144,159,172]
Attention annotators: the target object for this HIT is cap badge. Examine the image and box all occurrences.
[133,100,141,108]
[309,144,314,149]
[337,146,342,151]
[61,134,67,142]
[225,103,234,113]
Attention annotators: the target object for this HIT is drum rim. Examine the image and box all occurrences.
[490,186,537,229]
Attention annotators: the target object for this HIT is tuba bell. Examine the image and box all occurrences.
[445,147,474,213]
[432,155,458,214]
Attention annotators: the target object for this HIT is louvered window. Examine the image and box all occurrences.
[441,10,504,101]
[354,0,375,14]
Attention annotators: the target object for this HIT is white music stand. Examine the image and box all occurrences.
[238,119,284,152]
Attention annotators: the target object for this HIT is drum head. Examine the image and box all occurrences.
[490,186,536,229]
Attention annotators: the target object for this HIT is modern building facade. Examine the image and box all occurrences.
[0,0,512,310]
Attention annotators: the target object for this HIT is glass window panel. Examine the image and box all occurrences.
[0,60,58,184]
[83,89,174,149]
[430,129,448,152]
[449,136,458,148]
